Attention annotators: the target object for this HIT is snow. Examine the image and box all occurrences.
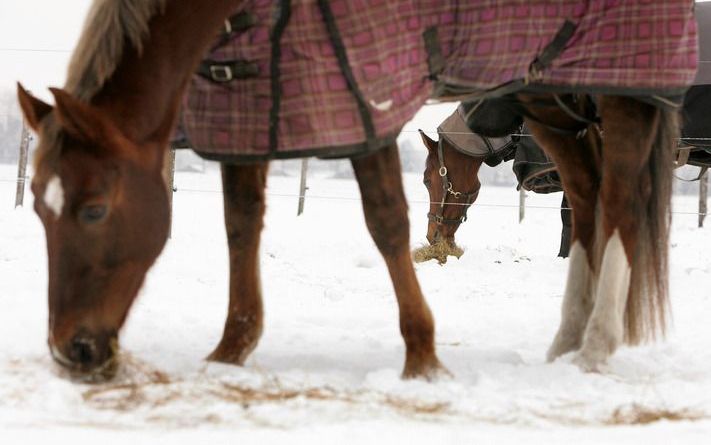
[1,146,710,442]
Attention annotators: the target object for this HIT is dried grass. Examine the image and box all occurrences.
[412,240,464,265]
[79,355,709,427]
[606,404,706,425]
[81,354,451,418]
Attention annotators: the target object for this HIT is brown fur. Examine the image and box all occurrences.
[18,0,253,380]
[19,0,446,381]
[420,132,483,245]
[65,0,167,100]
[351,144,446,378]
[207,163,268,365]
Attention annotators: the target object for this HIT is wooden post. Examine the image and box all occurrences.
[297,158,308,216]
[14,119,31,208]
[163,147,176,237]
[518,187,526,223]
[700,168,708,228]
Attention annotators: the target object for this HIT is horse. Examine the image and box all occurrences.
[417,74,711,266]
[414,107,572,264]
[17,0,697,380]
[17,0,446,381]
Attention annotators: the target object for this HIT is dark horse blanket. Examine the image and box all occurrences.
[180,0,698,162]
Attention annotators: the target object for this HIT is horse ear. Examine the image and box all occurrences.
[49,88,106,143]
[17,83,53,131]
[49,88,149,164]
[418,129,438,152]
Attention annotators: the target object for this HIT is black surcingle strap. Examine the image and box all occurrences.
[529,20,577,81]
[317,0,377,152]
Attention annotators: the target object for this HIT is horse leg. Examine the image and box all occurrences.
[351,144,447,379]
[558,193,572,258]
[521,106,600,362]
[574,97,667,371]
[208,162,268,365]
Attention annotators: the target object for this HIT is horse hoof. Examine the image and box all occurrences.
[546,338,580,363]
[402,358,452,381]
[571,350,604,373]
[206,345,252,366]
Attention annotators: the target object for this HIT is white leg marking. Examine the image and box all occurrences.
[547,241,593,361]
[44,175,65,218]
[574,230,631,371]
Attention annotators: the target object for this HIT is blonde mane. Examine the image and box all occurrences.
[65,0,167,100]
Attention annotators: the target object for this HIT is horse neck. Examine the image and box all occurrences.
[91,0,243,145]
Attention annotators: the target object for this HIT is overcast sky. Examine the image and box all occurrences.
[0,0,709,105]
[0,0,91,102]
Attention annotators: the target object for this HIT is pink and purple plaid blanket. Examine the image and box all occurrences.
[181,0,698,161]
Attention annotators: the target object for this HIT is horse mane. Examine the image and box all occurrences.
[33,0,166,176]
[65,0,167,100]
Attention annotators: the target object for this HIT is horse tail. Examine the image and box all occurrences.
[625,106,678,344]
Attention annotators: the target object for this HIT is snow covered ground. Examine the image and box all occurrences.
[1,150,710,443]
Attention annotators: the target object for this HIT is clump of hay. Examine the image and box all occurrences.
[412,240,464,265]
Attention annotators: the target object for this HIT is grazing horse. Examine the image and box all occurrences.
[415,103,572,264]
[18,0,444,381]
[18,0,696,380]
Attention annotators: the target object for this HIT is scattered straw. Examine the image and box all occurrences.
[607,404,706,425]
[81,356,451,419]
[412,240,464,264]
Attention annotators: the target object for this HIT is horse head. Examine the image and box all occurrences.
[418,130,481,263]
[18,84,170,380]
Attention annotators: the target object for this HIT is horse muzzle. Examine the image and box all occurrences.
[49,331,119,382]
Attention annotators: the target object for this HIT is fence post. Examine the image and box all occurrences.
[700,168,708,228]
[163,147,176,237]
[14,119,31,208]
[297,158,309,216]
[518,187,526,223]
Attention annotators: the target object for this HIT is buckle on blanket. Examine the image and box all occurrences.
[199,60,259,83]
[210,65,233,82]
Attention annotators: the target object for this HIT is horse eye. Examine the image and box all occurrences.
[423,179,431,189]
[79,204,108,224]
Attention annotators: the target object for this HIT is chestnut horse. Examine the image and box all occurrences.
[18,0,693,380]
[18,0,444,381]
[416,117,572,264]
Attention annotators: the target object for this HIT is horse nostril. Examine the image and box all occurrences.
[69,337,96,366]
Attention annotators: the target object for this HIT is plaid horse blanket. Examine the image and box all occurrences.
[181,0,698,162]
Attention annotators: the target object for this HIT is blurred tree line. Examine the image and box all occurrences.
[0,88,24,164]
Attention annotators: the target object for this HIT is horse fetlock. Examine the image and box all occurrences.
[546,330,582,362]
[573,318,623,371]
[209,318,263,365]
[402,352,450,381]
[207,337,259,366]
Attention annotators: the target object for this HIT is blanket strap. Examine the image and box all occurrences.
[528,20,577,82]
[223,11,257,36]
[209,11,258,52]
[268,1,293,154]
[317,0,377,152]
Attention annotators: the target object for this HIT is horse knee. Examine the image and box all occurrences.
[364,202,410,256]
